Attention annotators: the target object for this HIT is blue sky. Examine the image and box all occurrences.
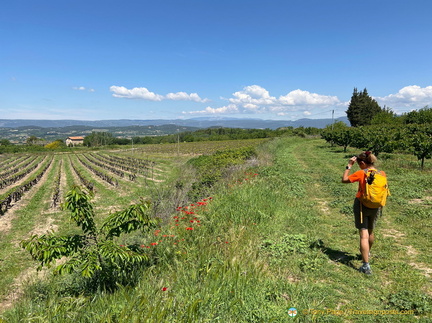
[1,0,431,121]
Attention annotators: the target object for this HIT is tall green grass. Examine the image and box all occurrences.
[1,137,431,322]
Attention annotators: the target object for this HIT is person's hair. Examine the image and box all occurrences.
[356,151,377,165]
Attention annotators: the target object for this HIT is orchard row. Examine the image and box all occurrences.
[0,151,163,216]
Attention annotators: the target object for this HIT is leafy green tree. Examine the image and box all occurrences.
[346,88,382,127]
[112,137,132,145]
[321,121,353,151]
[406,124,432,169]
[26,135,40,145]
[371,106,402,125]
[350,125,403,157]
[0,139,12,146]
[21,186,158,291]
[83,132,114,147]
[402,106,432,124]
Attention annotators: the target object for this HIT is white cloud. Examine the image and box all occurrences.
[279,89,339,105]
[183,104,239,115]
[110,86,163,101]
[183,85,343,117]
[110,86,208,102]
[73,86,95,92]
[229,85,277,106]
[376,85,432,108]
[165,91,209,102]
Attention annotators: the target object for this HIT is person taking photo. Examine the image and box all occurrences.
[342,151,387,275]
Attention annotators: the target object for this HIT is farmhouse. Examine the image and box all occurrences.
[65,136,84,146]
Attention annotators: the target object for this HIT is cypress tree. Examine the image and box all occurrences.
[346,88,382,127]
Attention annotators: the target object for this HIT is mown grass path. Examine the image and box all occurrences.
[266,137,431,322]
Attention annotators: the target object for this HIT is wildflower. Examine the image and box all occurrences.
[186,227,194,230]
[151,242,158,246]
[162,287,168,291]
[119,244,125,247]
[140,245,145,248]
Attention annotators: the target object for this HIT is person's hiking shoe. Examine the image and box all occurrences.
[359,264,372,275]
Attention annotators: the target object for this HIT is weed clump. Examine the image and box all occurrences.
[386,290,432,314]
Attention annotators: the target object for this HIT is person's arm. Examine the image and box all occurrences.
[342,156,357,183]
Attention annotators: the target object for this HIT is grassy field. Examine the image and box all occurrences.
[0,137,431,322]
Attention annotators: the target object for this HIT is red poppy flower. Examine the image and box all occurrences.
[151,242,158,245]
[162,287,168,291]
[186,227,194,230]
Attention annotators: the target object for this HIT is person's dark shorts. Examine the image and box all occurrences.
[353,198,380,230]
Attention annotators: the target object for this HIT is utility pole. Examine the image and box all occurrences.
[177,129,180,157]
[331,110,335,131]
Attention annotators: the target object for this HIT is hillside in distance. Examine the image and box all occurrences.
[0,124,200,143]
[0,117,349,143]
[0,116,348,129]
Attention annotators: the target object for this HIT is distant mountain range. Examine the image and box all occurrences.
[0,117,348,130]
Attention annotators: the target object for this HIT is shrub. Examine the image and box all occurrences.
[20,186,158,292]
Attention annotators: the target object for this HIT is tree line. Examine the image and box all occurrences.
[324,88,432,168]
